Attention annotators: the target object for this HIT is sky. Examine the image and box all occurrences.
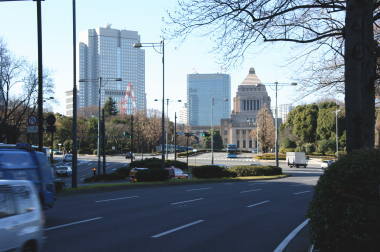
[0,0,339,120]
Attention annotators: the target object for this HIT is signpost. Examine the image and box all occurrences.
[27,115,38,134]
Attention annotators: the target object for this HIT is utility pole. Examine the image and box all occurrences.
[102,108,106,175]
[71,0,78,188]
[97,77,102,175]
[211,97,214,165]
[174,112,177,161]
[166,98,169,159]
[275,82,279,168]
[36,0,44,152]
[131,114,134,162]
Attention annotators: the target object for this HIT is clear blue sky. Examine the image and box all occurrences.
[0,0,338,119]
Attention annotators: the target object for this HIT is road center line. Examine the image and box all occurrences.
[171,198,204,205]
[45,217,103,231]
[95,196,139,203]
[273,219,310,252]
[186,187,211,192]
[151,220,205,238]
[293,191,311,195]
[247,200,270,208]
[240,189,262,194]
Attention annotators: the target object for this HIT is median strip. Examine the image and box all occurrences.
[95,195,139,203]
[151,220,205,238]
[45,217,103,231]
[247,200,270,208]
[171,198,204,205]
[273,219,310,252]
[293,191,311,195]
[186,187,211,192]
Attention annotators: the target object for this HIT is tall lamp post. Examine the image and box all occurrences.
[264,82,297,167]
[79,77,122,174]
[210,97,228,165]
[71,0,78,188]
[134,40,165,166]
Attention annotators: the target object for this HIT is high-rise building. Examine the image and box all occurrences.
[187,73,231,126]
[278,104,294,123]
[178,103,188,125]
[65,90,79,117]
[221,68,272,150]
[79,25,145,115]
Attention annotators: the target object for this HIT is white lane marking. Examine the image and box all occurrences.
[273,219,310,252]
[95,196,139,203]
[45,217,103,231]
[293,191,311,195]
[247,200,271,208]
[151,220,205,238]
[186,187,211,192]
[240,189,262,194]
[171,198,204,205]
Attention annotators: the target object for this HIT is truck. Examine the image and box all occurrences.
[286,152,307,168]
[0,143,56,208]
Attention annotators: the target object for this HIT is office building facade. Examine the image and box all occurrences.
[187,73,231,126]
[79,25,145,115]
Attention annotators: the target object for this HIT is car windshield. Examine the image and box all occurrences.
[0,151,35,169]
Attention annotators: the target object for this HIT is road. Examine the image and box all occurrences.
[44,171,319,252]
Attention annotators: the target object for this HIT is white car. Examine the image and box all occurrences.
[0,180,44,252]
[55,165,72,176]
[321,160,335,169]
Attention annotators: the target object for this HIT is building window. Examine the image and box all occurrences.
[243,140,246,148]
[236,129,240,135]
[242,130,246,135]
[243,100,246,110]
[224,138,227,143]
[224,130,228,135]
[237,140,240,148]
[249,140,252,148]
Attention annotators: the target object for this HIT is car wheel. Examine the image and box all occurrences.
[22,241,37,252]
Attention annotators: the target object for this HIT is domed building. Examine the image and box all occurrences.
[220,68,272,150]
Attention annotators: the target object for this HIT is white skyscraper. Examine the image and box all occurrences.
[79,25,145,115]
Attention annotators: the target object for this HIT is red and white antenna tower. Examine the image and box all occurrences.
[120,82,137,115]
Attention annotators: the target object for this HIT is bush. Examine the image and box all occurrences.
[256,153,286,160]
[303,143,316,154]
[192,165,232,178]
[229,165,282,177]
[279,147,296,154]
[308,149,380,252]
[135,169,169,182]
[83,166,130,183]
[130,158,188,169]
[177,149,208,158]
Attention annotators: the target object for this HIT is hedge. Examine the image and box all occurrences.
[84,166,130,183]
[192,165,232,178]
[256,153,286,160]
[308,149,380,252]
[130,158,187,169]
[229,165,282,177]
[177,150,208,158]
[134,169,169,182]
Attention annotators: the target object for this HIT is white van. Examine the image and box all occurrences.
[286,152,308,168]
[0,180,44,252]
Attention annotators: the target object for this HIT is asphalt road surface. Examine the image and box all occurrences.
[44,170,320,252]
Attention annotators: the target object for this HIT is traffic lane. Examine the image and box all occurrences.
[44,176,316,252]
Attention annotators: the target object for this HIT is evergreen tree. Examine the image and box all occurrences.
[103,97,118,117]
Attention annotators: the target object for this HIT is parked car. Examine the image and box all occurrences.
[286,152,308,168]
[321,160,335,170]
[0,143,56,209]
[0,180,44,252]
[63,154,73,163]
[166,167,189,179]
[125,152,134,159]
[55,165,72,176]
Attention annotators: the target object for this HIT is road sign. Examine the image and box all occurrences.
[28,116,37,126]
[27,126,38,133]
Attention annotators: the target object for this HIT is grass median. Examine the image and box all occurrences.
[59,174,289,196]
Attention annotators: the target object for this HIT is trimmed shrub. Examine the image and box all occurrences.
[256,153,286,160]
[280,147,296,154]
[135,169,169,182]
[83,166,130,183]
[130,158,187,169]
[164,160,188,169]
[229,165,282,177]
[192,165,232,178]
[308,149,380,252]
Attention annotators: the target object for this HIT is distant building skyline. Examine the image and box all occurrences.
[187,73,231,126]
[78,25,145,115]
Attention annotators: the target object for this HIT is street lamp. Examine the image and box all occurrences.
[79,77,122,175]
[154,98,182,159]
[264,82,297,167]
[211,97,229,165]
[134,40,165,166]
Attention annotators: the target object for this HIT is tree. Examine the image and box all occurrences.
[251,106,275,153]
[167,0,379,152]
[203,130,223,150]
[103,97,118,117]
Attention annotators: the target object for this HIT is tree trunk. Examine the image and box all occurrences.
[344,0,376,152]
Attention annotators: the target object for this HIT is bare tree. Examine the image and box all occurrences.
[250,106,275,152]
[167,0,379,151]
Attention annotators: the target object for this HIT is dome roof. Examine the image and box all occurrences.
[241,67,262,86]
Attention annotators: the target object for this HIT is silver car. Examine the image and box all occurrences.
[0,180,44,252]
[55,165,72,176]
